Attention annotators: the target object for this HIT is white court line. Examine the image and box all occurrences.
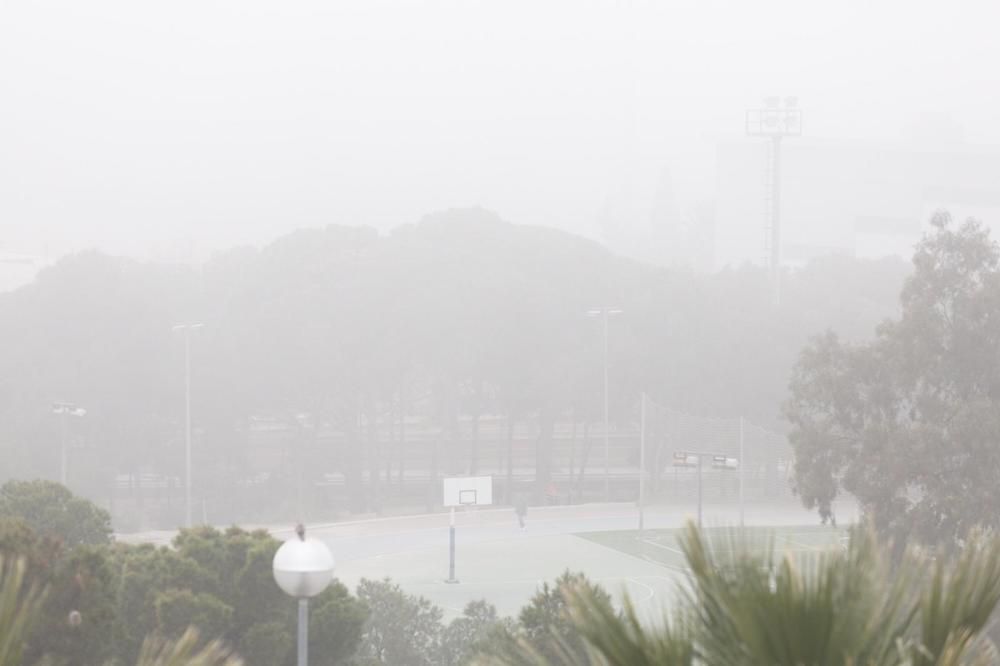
[625,577,656,605]
[641,553,688,573]
[641,538,684,556]
[780,536,838,552]
[417,576,567,588]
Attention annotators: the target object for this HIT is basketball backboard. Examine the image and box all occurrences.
[443,476,493,507]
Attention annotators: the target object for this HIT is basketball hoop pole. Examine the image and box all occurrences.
[442,475,491,584]
[445,507,459,584]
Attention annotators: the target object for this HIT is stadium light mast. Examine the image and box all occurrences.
[746,96,801,306]
[587,307,622,501]
[172,323,203,528]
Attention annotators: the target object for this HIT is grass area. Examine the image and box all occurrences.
[577,525,848,570]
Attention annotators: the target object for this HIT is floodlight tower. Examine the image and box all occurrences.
[746,96,801,306]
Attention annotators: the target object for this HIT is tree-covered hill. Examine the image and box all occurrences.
[0,208,909,525]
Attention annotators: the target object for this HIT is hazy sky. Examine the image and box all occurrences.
[2,0,999,268]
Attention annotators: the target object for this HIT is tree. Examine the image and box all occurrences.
[786,214,1000,544]
[0,209,910,525]
[0,517,119,665]
[0,522,251,666]
[355,578,443,665]
[0,480,112,547]
[116,525,368,666]
[437,600,511,666]
[28,544,119,665]
[155,590,233,643]
[237,621,290,666]
[519,571,613,664]
[474,571,614,665]
[309,583,369,666]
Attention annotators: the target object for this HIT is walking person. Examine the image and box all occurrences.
[514,493,528,530]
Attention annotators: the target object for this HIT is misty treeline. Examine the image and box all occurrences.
[0,208,907,526]
[0,479,602,666]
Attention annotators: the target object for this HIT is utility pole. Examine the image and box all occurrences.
[587,307,622,501]
[746,96,801,306]
[173,323,203,528]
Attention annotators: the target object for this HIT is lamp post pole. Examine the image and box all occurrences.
[60,410,69,486]
[52,402,86,486]
[298,598,308,666]
[172,323,203,528]
[587,307,622,501]
[739,416,745,527]
[672,450,739,529]
[638,392,646,533]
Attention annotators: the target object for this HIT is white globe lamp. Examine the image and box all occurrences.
[273,524,335,666]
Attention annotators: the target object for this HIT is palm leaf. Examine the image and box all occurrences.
[136,627,243,666]
[558,523,1000,666]
[0,555,46,665]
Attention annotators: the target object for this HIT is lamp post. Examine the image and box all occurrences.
[273,524,335,666]
[172,323,203,528]
[52,401,86,486]
[638,392,646,533]
[672,450,739,528]
[587,307,622,501]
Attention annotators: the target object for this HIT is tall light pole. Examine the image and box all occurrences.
[172,323,203,528]
[638,392,646,533]
[746,96,801,306]
[52,402,86,486]
[587,307,622,501]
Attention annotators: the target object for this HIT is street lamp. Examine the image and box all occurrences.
[672,450,739,528]
[273,524,335,666]
[172,323,203,528]
[52,401,86,486]
[587,307,622,501]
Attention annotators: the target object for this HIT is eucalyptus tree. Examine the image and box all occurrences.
[787,214,1000,544]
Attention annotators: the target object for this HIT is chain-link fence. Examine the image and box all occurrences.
[640,393,795,509]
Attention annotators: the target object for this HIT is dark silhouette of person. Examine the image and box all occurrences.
[514,494,528,529]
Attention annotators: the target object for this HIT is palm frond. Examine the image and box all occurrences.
[564,584,694,666]
[0,555,46,665]
[906,531,1000,665]
[136,627,243,666]
[557,523,1000,666]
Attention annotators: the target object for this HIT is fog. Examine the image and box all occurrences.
[5,3,1000,664]
[3,0,1000,273]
